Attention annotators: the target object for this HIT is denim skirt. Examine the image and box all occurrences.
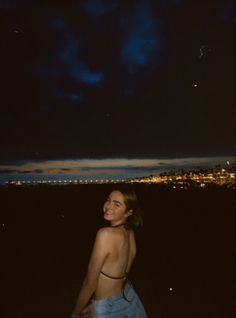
[91,282,148,318]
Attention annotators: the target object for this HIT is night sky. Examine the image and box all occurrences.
[0,0,235,173]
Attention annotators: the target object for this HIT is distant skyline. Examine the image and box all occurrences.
[0,0,235,166]
[0,155,234,184]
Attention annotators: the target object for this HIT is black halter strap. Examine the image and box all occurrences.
[111,223,126,228]
[100,271,127,280]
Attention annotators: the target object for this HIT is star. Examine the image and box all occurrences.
[13,28,22,34]
[198,45,212,59]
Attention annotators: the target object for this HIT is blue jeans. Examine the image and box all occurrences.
[91,282,148,318]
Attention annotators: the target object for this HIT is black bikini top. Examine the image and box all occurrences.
[100,271,128,279]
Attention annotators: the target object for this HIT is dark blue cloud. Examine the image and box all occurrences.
[120,2,163,75]
[49,19,104,86]
[221,0,235,24]
[52,19,81,62]
[53,87,85,103]
[67,93,85,102]
[34,18,104,105]
[78,70,104,85]
[81,0,119,17]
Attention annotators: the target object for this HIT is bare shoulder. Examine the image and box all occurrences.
[94,227,115,251]
[96,227,113,239]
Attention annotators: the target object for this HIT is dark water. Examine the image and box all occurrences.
[1,185,235,318]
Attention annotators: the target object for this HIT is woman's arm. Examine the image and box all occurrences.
[71,228,111,316]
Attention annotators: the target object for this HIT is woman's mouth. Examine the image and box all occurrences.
[104,210,113,216]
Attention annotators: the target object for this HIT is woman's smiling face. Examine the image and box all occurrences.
[103,190,131,226]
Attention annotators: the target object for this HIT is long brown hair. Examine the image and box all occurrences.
[114,185,143,229]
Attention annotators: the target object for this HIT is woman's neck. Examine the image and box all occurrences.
[111,222,126,228]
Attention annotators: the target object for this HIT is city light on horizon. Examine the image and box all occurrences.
[3,162,235,190]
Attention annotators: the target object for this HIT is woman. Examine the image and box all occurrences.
[70,186,148,318]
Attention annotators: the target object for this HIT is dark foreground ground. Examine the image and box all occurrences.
[1,184,235,318]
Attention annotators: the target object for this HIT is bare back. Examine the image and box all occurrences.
[95,227,136,300]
